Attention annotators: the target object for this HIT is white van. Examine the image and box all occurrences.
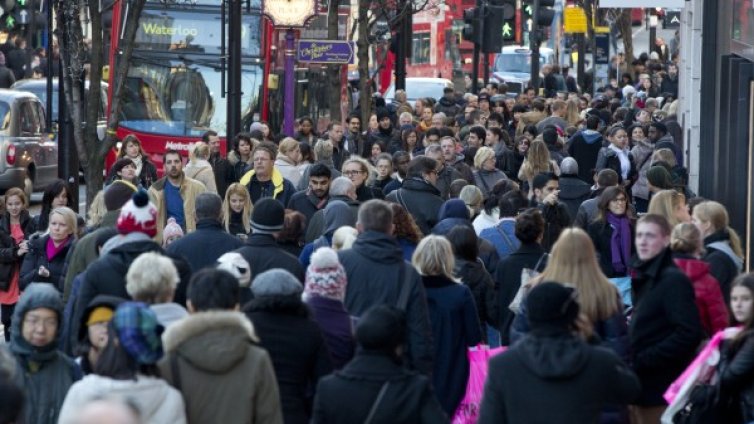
[491,46,556,94]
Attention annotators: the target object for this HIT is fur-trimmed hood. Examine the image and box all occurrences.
[161,311,259,374]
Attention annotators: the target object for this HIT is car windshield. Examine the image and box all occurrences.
[494,53,548,73]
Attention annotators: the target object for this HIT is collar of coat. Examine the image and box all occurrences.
[162,310,258,353]
[151,172,187,191]
[239,167,285,199]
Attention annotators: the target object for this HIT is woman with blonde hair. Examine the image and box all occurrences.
[222,183,252,236]
[693,201,744,301]
[517,139,559,197]
[511,228,628,360]
[473,146,508,198]
[648,189,690,228]
[565,98,582,127]
[670,223,729,336]
[412,235,482,416]
[20,207,78,292]
[342,157,383,202]
[184,142,217,193]
[275,137,303,187]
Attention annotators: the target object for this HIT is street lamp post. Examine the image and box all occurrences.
[283,29,295,136]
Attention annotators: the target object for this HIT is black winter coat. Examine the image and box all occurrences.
[493,242,547,345]
[386,178,444,236]
[244,296,333,424]
[629,248,703,406]
[166,219,243,272]
[355,184,384,202]
[312,352,448,424]
[537,200,572,252]
[478,332,640,424]
[287,189,328,223]
[720,335,754,422]
[234,233,304,282]
[703,230,743,304]
[19,235,74,292]
[339,231,434,375]
[0,211,32,288]
[208,152,234,197]
[455,258,499,338]
[0,65,14,88]
[137,157,159,189]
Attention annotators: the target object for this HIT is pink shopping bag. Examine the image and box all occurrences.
[452,345,506,424]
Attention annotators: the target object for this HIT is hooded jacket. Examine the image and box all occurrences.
[58,374,186,424]
[73,295,124,374]
[304,195,359,243]
[434,96,460,117]
[235,233,305,282]
[240,167,296,206]
[558,174,592,220]
[159,311,283,424]
[339,231,434,375]
[299,201,356,267]
[673,255,729,337]
[183,159,218,194]
[386,178,444,236]
[567,129,604,183]
[478,332,640,424]
[10,283,81,424]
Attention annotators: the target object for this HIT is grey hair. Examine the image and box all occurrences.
[329,176,355,197]
[314,139,334,160]
[560,157,579,176]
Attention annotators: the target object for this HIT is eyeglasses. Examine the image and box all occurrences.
[610,197,628,203]
[344,170,365,176]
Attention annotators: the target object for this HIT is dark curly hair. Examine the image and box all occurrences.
[390,203,422,244]
[515,208,544,244]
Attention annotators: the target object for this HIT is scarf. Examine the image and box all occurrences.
[46,236,70,261]
[131,155,144,177]
[607,212,631,275]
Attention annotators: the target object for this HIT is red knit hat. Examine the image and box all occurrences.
[117,190,158,238]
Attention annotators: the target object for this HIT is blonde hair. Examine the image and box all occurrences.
[412,235,456,281]
[565,98,581,126]
[332,226,358,251]
[651,148,676,167]
[190,142,211,163]
[648,189,685,228]
[474,146,496,169]
[671,222,703,255]
[126,252,179,304]
[48,207,78,238]
[536,228,621,323]
[86,190,107,228]
[313,138,333,161]
[459,185,483,216]
[222,183,252,234]
[518,139,555,182]
[342,156,375,186]
[278,137,299,157]
[693,201,744,259]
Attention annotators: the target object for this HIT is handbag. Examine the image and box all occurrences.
[509,253,547,314]
[671,383,722,424]
[452,345,507,424]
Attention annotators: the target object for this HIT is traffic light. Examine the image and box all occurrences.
[533,0,555,29]
[463,7,480,45]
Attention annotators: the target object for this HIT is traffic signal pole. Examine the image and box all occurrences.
[530,0,540,91]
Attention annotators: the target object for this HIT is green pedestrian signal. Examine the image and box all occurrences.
[5,15,14,28]
[502,22,513,39]
[17,0,25,6]
[524,5,532,16]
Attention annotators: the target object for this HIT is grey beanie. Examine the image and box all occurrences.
[560,157,579,176]
[251,269,303,297]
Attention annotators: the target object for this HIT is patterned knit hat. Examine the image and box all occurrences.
[117,190,158,238]
[112,302,164,365]
[162,217,184,247]
[304,247,348,302]
[216,252,251,288]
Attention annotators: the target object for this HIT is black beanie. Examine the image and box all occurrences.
[356,305,406,351]
[376,107,390,122]
[250,198,284,234]
[526,281,579,329]
[104,180,137,211]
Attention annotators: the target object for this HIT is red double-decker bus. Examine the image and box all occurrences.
[106,0,271,171]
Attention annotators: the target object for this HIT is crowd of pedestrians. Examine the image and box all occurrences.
[0,50,752,424]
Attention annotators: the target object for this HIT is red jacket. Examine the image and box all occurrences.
[674,257,729,336]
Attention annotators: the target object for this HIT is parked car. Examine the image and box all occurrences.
[0,90,57,196]
[491,46,556,94]
[384,77,454,106]
[11,78,109,142]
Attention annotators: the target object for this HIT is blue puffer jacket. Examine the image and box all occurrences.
[480,219,520,261]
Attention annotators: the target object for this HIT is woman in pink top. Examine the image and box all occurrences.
[0,187,34,341]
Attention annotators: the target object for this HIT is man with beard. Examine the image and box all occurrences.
[202,130,233,197]
[288,163,333,224]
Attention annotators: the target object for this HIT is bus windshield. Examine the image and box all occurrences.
[120,58,264,137]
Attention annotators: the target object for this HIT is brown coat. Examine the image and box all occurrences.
[159,311,284,424]
[148,173,207,243]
